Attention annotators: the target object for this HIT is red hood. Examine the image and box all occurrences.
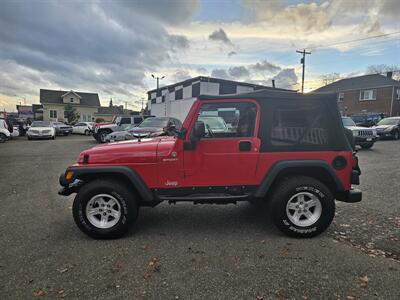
[79,136,176,164]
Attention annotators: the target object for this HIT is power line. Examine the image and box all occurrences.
[307,31,400,51]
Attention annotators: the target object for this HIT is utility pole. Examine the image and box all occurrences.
[296,49,311,93]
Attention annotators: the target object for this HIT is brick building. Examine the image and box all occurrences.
[313,74,400,116]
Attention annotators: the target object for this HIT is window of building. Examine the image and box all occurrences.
[64,110,68,119]
[359,89,377,101]
[396,88,400,100]
[338,92,344,102]
[175,89,183,100]
[219,82,236,95]
[192,82,200,98]
[49,110,57,119]
[70,97,74,102]
[196,102,257,138]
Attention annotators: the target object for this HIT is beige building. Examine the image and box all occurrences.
[40,89,100,122]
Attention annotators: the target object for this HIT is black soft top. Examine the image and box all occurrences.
[198,89,350,152]
[198,88,336,103]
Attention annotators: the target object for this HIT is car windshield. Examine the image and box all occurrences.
[351,115,367,122]
[199,116,227,130]
[377,118,399,125]
[342,117,356,126]
[138,118,168,128]
[31,121,51,127]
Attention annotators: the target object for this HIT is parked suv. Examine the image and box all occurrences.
[92,115,145,143]
[342,117,378,149]
[59,90,362,239]
[52,122,73,136]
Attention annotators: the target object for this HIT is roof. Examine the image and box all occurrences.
[313,74,400,93]
[147,76,292,94]
[198,88,335,102]
[95,106,124,115]
[40,89,100,107]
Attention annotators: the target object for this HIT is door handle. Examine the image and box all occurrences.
[239,141,251,151]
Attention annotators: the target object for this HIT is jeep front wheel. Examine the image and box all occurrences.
[72,180,138,239]
[98,130,109,143]
[270,176,335,238]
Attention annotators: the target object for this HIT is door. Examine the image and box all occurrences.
[183,101,261,187]
[74,123,84,134]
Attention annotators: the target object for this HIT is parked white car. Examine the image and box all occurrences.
[11,126,20,137]
[73,122,94,135]
[27,121,56,140]
[0,119,11,142]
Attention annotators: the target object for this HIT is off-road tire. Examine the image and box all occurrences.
[269,176,335,238]
[72,180,138,239]
[0,133,6,143]
[360,142,373,149]
[98,130,110,143]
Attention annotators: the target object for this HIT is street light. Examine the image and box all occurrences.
[151,74,165,90]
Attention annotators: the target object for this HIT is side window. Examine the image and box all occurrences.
[271,105,329,147]
[120,118,131,125]
[134,117,143,124]
[197,102,257,138]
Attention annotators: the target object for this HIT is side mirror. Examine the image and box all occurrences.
[192,121,205,139]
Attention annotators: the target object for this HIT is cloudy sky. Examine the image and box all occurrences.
[1,0,399,111]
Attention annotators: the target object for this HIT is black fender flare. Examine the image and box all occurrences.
[253,160,345,198]
[60,166,156,205]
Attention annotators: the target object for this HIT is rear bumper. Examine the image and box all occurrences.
[336,189,362,203]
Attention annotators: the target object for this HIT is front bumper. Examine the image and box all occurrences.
[58,172,83,196]
[355,136,378,144]
[336,189,362,203]
[377,131,394,138]
[28,134,53,139]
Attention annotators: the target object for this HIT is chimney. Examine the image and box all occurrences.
[272,79,276,88]
[386,71,393,79]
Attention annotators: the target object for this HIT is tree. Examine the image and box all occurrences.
[366,64,400,80]
[109,98,113,107]
[64,103,80,124]
[320,73,340,86]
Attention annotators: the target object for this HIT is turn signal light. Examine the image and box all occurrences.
[65,171,74,180]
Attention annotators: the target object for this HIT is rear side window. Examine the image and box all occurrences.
[270,105,329,147]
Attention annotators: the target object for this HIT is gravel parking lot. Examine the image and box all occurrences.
[0,136,399,299]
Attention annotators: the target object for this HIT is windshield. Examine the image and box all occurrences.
[138,118,168,128]
[342,117,356,127]
[377,118,399,125]
[31,121,51,127]
[351,115,366,122]
[199,116,227,130]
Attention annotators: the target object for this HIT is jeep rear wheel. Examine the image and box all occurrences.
[270,176,335,238]
[72,180,138,239]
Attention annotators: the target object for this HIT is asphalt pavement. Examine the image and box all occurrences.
[0,135,399,299]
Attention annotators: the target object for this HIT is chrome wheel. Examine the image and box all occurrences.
[85,194,121,229]
[286,192,322,227]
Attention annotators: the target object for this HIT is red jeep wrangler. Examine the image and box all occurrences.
[59,90,361,239]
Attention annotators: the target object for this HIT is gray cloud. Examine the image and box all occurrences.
[208,28,233,45]
[0,0,198,105]
[210,61,297,89]
[249,60,281,74]
[228,51,237,57]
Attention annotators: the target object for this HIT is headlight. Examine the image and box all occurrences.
[384,126,393,132]
[352,130,358,136]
